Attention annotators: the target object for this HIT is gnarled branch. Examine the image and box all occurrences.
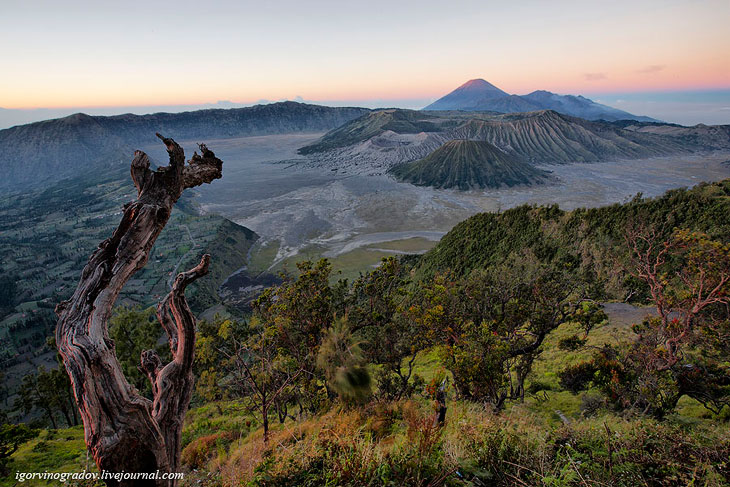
[55,134,222,486]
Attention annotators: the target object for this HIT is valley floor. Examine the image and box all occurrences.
[182,132,730,283]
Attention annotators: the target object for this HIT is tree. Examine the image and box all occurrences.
[622,228,730,415]
[16,366,78,428]
[626,228,730,369]
[252,259,334,414]
[109,306,170,396]
[54,134,222,485]
[220,318,303,444]
[16,368,58,429]
[194,315,249,403]
[0,272,17,308]
[0,423,37,477]
[348,257,423,400]
[563,228,730,417]
[0,371,9,407]
[417,252,602,409]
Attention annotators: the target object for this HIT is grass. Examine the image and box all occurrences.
[247,240,281,275]
[364,237,438,254]
[264,238,436,285]
[411,349,448,385]
[273,246,394,284]
[5,302,729,486]
[209,397,730,486]
[1,426,98,487]
[329,249,394,282]
[183,401,255,449]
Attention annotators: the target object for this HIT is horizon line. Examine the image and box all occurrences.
[4,86,730,112]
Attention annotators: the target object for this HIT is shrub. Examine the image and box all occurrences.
[580,394,606,417]
[181,432,236,469]
[559,361,598,393]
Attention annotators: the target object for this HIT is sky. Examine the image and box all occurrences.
[1,0,729,127]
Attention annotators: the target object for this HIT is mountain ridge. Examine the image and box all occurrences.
[424,79,658,122]
[295,108,718,178]
[0,102,370,191]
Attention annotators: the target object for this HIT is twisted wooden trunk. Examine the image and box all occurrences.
[55,134,223,486]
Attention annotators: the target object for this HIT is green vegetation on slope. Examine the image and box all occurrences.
[5,180,730,487]
[0,164,257,380]
[186,219,258,312]
[214,399,729,486]
[419,179,730,300]
[0,426,96,487]
[389,139,551,189]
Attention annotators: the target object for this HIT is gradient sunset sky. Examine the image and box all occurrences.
[1,0,729,123]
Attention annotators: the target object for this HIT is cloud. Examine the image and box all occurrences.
[584,72,607,81]
[636,64,666,74]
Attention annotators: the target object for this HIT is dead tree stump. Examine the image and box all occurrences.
[55,134,223,486]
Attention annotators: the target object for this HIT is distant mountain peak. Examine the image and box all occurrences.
[66,112,94,122]
[454,78,507,96]
[460,78,495,88]
[425,79,658,122]
[462,78,489,86]
[424,79,517,111]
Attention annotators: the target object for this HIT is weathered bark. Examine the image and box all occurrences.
[55,134,222,486]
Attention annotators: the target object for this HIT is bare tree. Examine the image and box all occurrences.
[222,325,303,444]
[625,226,730,371]
[55,134,222,486]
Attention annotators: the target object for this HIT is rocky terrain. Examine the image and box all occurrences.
[448,110,688,162]
[297,109,442,154]
[0,102,369,191]
[617,120,730,150]
[293,108,719,177]
[389,139,551,189]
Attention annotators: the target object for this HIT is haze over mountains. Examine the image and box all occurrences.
[0,102,368,191]
[2,99,730,195]
[424,79,659,122]
[295,106,730,181]
[2,87,730,406]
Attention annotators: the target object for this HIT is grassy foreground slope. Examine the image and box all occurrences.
[6,312,728,487]
[4,180,730,487]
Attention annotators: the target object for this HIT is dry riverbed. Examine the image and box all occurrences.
[180,134,730,278]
